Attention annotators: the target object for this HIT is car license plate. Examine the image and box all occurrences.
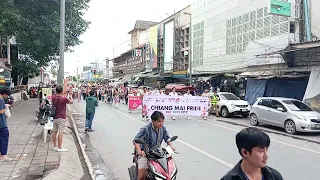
[315,124,320,128]
[241,109,248,112]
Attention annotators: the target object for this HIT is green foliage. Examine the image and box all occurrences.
[0,0,90,81]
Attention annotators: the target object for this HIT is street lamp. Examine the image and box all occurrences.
[183,12,192,87]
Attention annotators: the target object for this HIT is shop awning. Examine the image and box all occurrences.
[120,73,134,82]
[109,77,122,81]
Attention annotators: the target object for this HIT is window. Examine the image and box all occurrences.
[270,100,286,111]
[192,21,204,67]
[220,93,240,100]
[225,7,289,54]
[282,100,313,111]
[258,99,271,107]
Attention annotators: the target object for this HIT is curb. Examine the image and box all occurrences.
[216,119,320,145]
[67,106,95,180]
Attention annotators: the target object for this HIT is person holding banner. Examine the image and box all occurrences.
[169,87,179,120]
[184,90,192,120]
[141,87,150,121]
[201,89,211,120]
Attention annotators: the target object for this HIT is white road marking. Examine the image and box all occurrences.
[107,106,233,168]
[191,119,320,155]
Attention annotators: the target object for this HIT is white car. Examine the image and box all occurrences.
[216,92,251,118]
[250,97,320,134]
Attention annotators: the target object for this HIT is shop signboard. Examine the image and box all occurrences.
[267,0,292,17]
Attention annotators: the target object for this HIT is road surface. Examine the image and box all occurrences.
[71,100,320,180]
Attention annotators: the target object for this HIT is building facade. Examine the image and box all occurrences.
[191,0,298,73]
[158,5,191,76]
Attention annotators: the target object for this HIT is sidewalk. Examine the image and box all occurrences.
[0,99,84,180]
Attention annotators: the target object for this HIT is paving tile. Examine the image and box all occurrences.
[4,100,63,180]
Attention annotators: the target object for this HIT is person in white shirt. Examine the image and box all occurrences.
[169,87,179,120]
[184,90,192,120]
[141,87,150,121]
[201,89,211,120]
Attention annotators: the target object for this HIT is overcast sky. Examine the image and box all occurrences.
[64,0,191,75]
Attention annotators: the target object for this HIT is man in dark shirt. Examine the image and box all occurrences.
[134,111,175,180]
[0,87,11,161]
[51,86,73,152]
[85,91,98,132]
[221,127,283,180]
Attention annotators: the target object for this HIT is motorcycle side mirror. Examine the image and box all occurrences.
[170,136,178,142]
[134,138,146,144]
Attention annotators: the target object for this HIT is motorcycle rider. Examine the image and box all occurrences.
[134,111,176,180]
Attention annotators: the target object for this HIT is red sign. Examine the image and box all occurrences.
[128,96,142,110]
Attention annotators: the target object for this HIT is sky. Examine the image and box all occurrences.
[64,0,191,75]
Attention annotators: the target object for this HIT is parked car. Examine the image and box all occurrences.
[216,92,251,118]
[250,97,320,134]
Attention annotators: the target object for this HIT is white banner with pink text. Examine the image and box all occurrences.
[142,95,209,117]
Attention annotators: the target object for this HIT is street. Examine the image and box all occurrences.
[71,100,320,180]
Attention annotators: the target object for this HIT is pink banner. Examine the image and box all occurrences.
[128,96,142,110]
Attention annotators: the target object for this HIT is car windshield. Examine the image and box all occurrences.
[220,93,239,100]
[282,100,313,111]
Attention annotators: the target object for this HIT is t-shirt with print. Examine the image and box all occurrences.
[0,98,7,128]
[52,95,70,119]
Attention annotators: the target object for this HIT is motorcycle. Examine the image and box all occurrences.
[36,99,53,125]
[128,136,179,180]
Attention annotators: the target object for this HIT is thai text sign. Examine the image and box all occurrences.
[142,95,209,117]
[267,0,291,17]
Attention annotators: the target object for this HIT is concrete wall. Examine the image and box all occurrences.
[12,92,22,103]
[139,29,149,45]
[191,0,297,73]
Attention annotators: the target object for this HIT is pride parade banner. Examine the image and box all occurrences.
[142,95,209,117]
[128,95,142,111]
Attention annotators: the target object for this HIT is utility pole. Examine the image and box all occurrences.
[57,0,66,86]
[184,12,192,86]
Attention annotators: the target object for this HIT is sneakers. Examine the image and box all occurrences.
[53,147,68,152]
[56,148,68,152]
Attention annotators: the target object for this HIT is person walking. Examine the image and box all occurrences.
[0,87,11,161]
[114,88,119,108]
[51,86,73,152]
[85,91,98,132]
[169,87,178,120]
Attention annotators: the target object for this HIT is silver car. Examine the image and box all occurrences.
[250,97,320,134]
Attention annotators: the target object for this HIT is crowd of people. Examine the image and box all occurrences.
[23,81,285,180]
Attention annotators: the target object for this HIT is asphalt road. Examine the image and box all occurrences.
[71,100,320,180]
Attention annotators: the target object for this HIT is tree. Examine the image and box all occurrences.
[0,0,91,84]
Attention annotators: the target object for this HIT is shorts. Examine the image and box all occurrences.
[52,118,66,133]
[137,156,148,169]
